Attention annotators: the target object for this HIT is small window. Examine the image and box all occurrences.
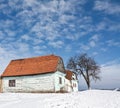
[9,80,16,87]
[73,83,75,87]
[72,77,75,80]
[59,77,62,84]
[74,83,76,87]
[73,83,76,87]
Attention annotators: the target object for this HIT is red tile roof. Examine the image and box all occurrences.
[65,70,73,80]
[2,55,61,77]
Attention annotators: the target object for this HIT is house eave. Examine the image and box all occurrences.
[1,71,55,78]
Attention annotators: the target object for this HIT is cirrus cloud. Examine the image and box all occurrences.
[94,0,120,15]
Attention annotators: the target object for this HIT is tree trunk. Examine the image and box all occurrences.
[86,69,91,89]
[79,70,91,90]
[86,81,91,90]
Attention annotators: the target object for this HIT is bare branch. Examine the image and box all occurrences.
[67,53,101,89]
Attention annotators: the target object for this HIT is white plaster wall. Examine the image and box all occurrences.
[64,72,78,92]
[2,73,55,93]
[54,71,66,92]
[64,79,78,92]
[2,71,77,93]
[71,73,78,92]
[65,79,72,92]
[72,80,78,92]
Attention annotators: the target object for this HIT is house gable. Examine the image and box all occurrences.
[57,57,65,73]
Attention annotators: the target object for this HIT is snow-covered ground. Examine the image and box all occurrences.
[0,90,120,108]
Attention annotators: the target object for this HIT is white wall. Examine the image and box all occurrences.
[2,73,55,93]
[54,71,66,92]
[65,79,72,92]
[72,73,78,92]
[2,71,78,93]
[72,80,78,92]
[65,79,78,92]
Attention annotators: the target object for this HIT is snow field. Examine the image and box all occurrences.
[0,90,120,108]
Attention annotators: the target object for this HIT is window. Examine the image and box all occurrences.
[73,83,75,87]
[73,83,76,87]
[59,77,62,84]
[72,77,75,80]
[74,83,76,87]
[9,80,15,87]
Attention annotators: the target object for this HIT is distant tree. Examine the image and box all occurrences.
[67,53,101,89]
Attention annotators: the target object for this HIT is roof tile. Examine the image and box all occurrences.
[2,55,60,77]
[65,70,73,80]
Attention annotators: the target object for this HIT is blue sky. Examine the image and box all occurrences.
[0,0,120,89]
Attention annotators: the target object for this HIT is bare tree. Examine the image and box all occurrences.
[67,53,101,89]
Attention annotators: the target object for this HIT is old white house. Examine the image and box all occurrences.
[1,55,78,93]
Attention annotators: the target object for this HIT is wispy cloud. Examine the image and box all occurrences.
[0,0,92,47]
[90,34,100,42]
[17,43,30,53]
[92,52,98,56]
[100,48,107,52]
[33,45,47,54]
[106,40,120,47]
[0,46,19,73]
[1,0,87,73]
[96,18,120,32]
[92,62,120,89]
[102,58,120,67]
[21,35,31,41]
[80,43,90,51]
[91,59,120,89]
[0,0,120,77]
[89,34,100,47]
[65,45,72,52]
[48,40,64,48]
[80,34,100,50]
[0,31,5,40]
[94,0,120,15]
